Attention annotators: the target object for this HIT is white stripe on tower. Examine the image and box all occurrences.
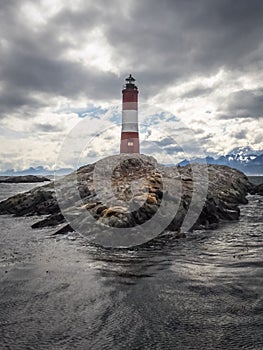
[122,110,138,132]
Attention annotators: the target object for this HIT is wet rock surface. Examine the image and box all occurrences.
[0,175,50,183]
[0,155,253,238]
[250,183,263,196]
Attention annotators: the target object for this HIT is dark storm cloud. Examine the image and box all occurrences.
[105,0,263,96]
[0,0,263,116]
[1,48,119,99]
[227,89,263,117]
[217,88,263,119]
[0,88,46,117]
[0,0,119,116]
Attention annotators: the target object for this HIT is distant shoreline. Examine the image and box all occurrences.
[0,175,50,183]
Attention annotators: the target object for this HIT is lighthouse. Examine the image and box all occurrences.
[120,74,140,154]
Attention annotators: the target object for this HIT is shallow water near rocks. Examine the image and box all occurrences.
[0,181,262,349]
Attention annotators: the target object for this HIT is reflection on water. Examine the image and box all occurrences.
[0,184,262,349]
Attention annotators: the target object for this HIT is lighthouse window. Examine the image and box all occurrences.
[128,141,134,147]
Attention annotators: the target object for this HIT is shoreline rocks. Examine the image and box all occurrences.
[250,183,263,196]
[0,155,255,240]
[0,175,50,183]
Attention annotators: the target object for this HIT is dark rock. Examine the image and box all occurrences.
[0,185,57,217]
[52,224,74,236]
[95,204,108,215]
[0,175,50,183]
[250,183,263,195]
[31,213,65,228]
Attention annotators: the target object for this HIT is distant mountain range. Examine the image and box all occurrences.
[178,146,263,175]
[0,166,74,176]
[0,146,262,176]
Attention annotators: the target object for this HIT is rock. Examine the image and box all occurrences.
[146,193,158,205]
[82,202,98,210]
[0,184,57,216]
[0,175,50,183]
[101,206,128,217]
[52,224,74,236]
[250,183,263,196]
[31,213,65,228]
[0,154,253,239]
[95,204,108,215]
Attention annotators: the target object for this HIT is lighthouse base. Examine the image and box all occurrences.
[120,132,140,154]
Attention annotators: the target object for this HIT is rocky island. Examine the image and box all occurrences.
[0,175,50,183]
[0,155,255,246]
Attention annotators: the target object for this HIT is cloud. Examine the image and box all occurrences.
[217,88,263,119]
[155,137,176,147]
[231,129,248,140]
[32,123,64,133]
[2,0,263,107]
[0,0,263,169]
[105,0,263,92]
[180,86,214,99]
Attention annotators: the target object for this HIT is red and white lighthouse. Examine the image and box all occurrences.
[120,74,140,154]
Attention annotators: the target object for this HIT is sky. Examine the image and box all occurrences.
[0,0,263,171]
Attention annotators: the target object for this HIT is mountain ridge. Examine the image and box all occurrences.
[0,166,74,176]
[1,147,262,176]
[179,146,263,175]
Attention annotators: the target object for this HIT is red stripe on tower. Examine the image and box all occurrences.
[120,74,140,154]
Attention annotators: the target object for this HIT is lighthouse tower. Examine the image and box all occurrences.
[120,74,140,154]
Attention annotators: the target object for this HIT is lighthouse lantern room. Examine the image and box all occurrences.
[120,74,140,154]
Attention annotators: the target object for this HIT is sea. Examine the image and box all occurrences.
[0,177,262,350]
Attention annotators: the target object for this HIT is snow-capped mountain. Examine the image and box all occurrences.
[224,146,262,164]
[178,146,263,175]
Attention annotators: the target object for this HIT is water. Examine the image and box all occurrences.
[0,180,262,349]
[248,176,263,186]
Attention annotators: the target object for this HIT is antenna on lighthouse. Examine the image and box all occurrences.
[126,74,136,83]
[120,74,140,154]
